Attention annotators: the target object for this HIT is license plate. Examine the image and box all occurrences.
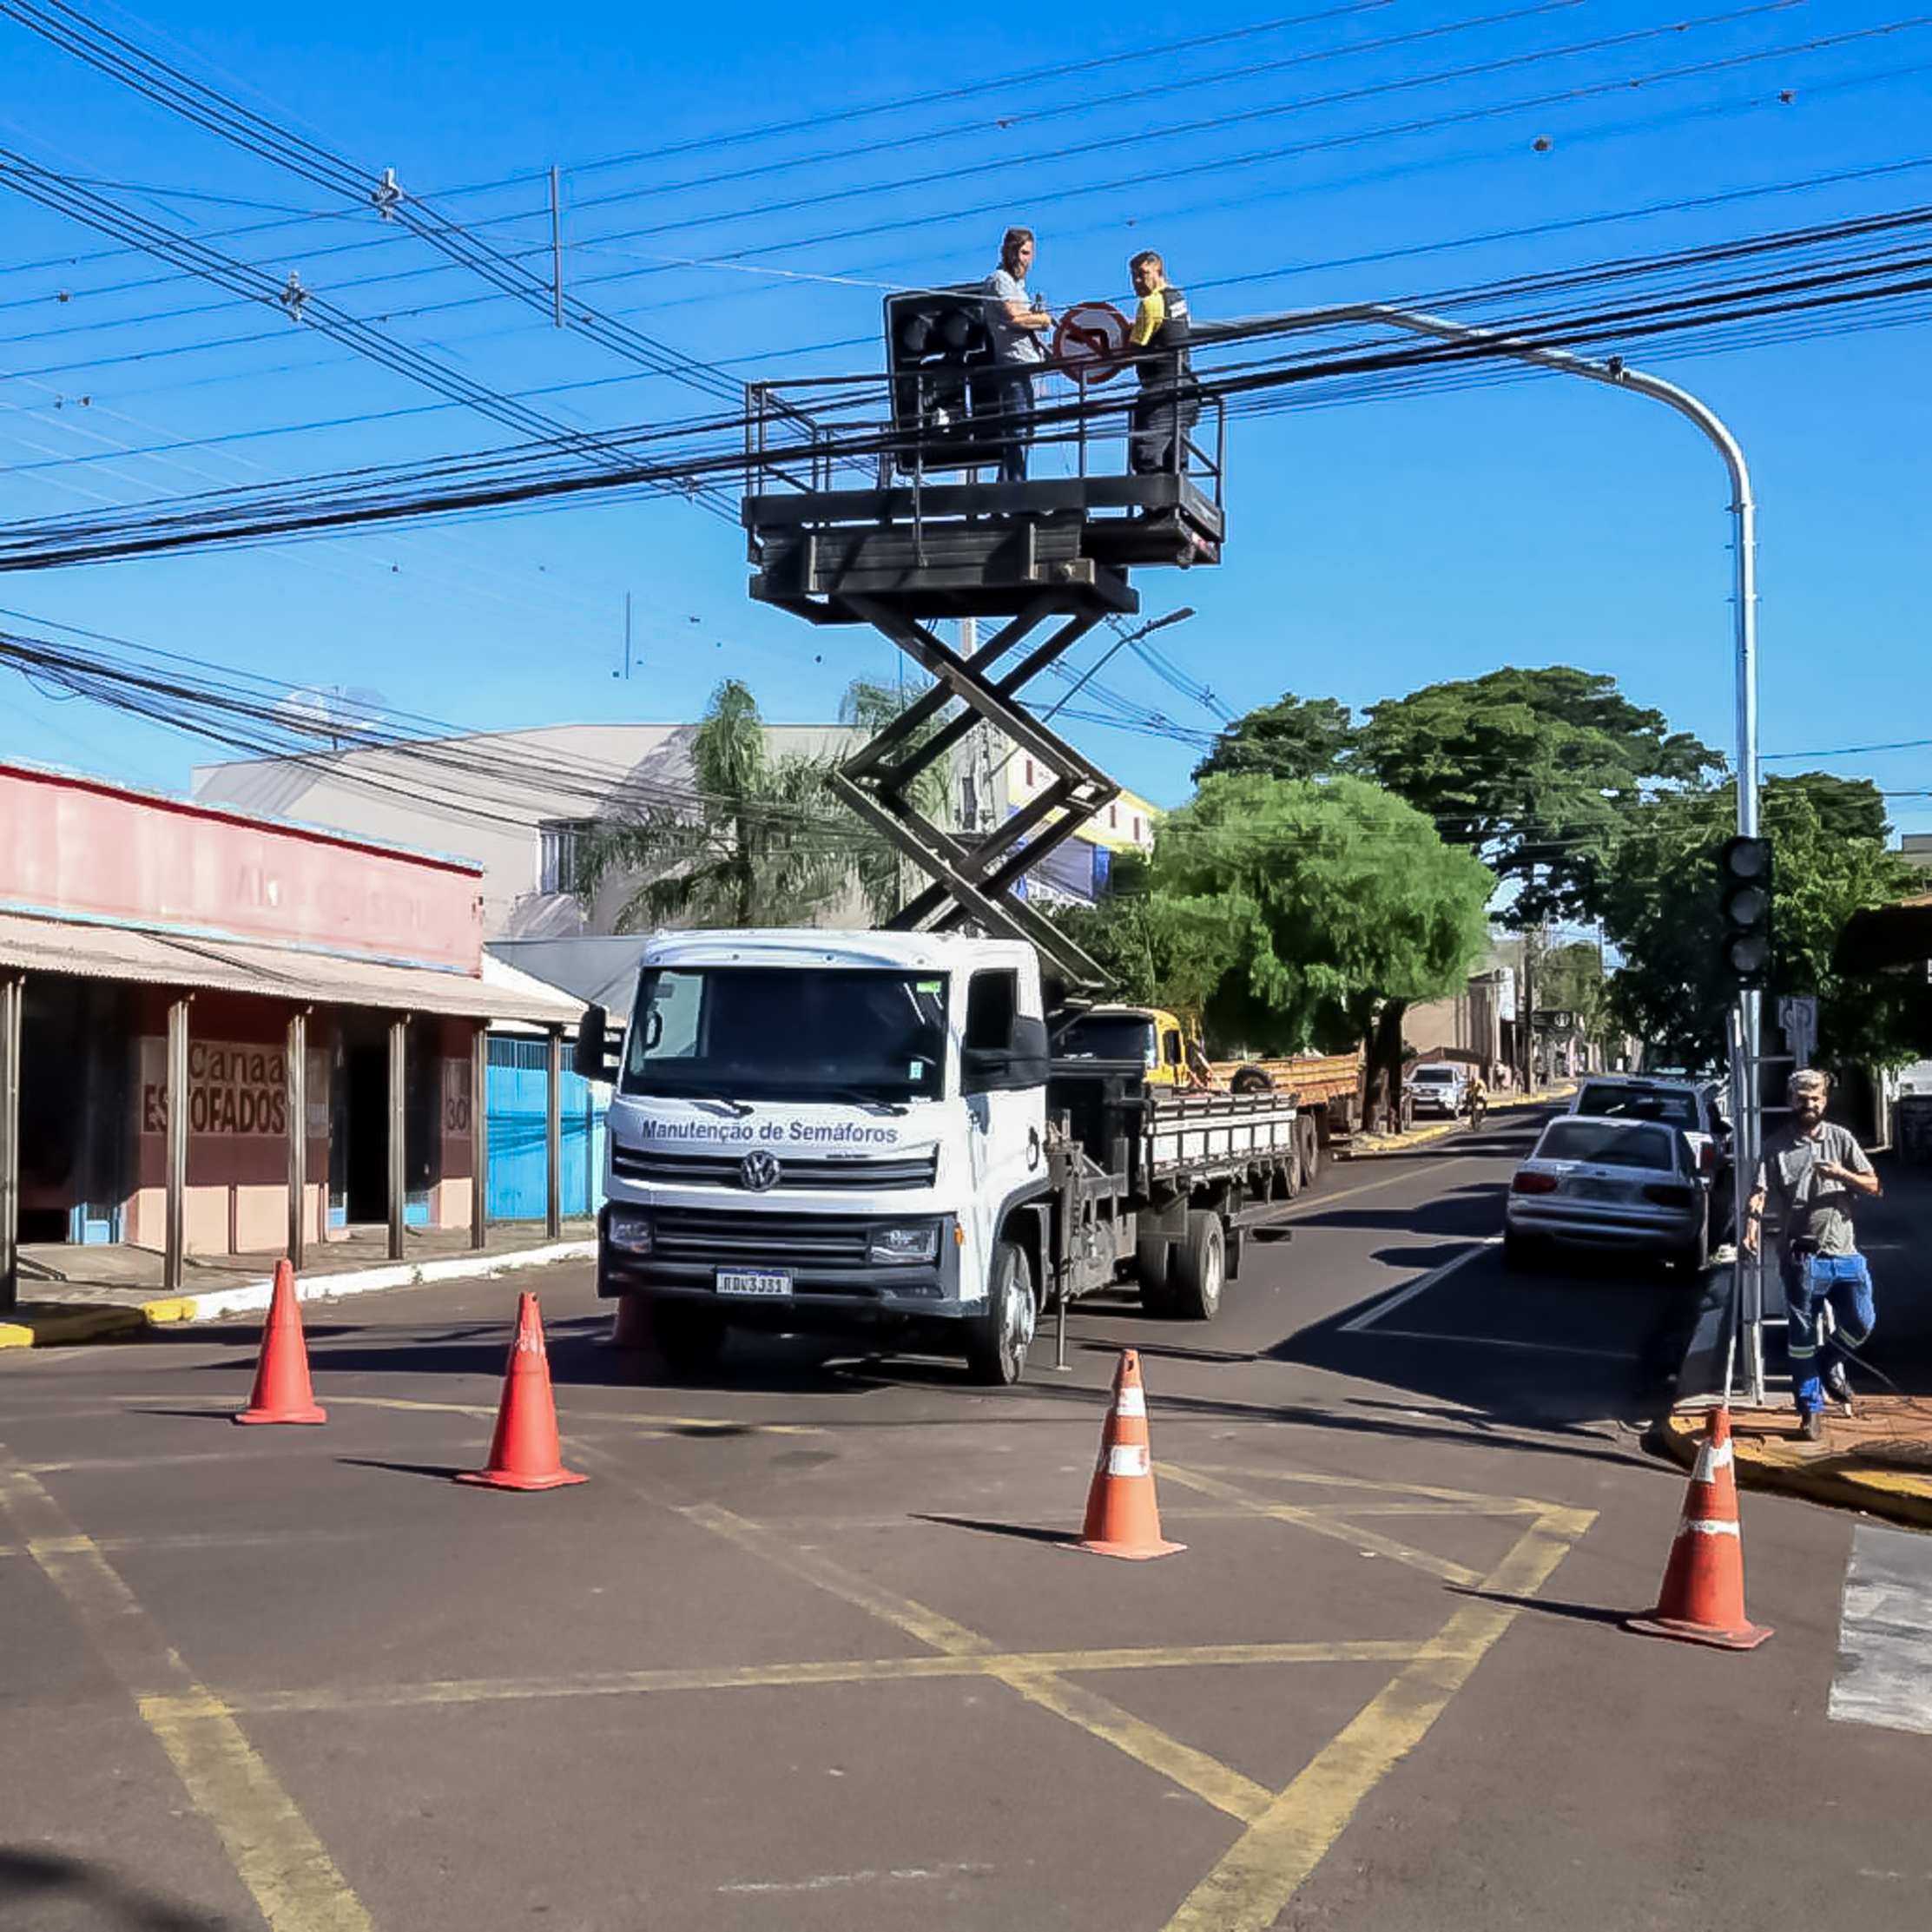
[716,1269,792,1297]
[1569,1177,1619,1200]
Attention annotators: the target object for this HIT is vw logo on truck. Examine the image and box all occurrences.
[740,1150,781,1192]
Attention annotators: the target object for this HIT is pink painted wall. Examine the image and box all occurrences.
[0,764,483,970]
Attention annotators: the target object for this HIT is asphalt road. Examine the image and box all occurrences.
[3,1110,1929,1932]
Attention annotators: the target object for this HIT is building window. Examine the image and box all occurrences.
[1024,758,1034,788]
[959,773,979,830]
[1132,814,1142,842]
[1109,803,1118,828]
[539,819,596,895]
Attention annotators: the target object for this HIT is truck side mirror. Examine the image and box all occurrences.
[572,1006,610,1081]
[961,1014,1050,1095]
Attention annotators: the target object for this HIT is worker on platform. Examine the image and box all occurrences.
[1126,250,1203,479]
[982,227,1052,484]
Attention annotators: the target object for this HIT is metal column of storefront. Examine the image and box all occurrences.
[386,1014,407,1262]
[164,996,189,1295]
[286,1008,307,1271]
[0,973,22,1311]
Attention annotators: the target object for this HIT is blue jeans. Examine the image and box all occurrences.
[1782,1251,1876,1414]
[992,367,1039,483]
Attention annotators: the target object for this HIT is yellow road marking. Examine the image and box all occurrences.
[218,1638,1433,1716]
[1184,1461,1566,1515]
[1162,1507,1596,1932]
[1164,1465,1485,1586]
[0,1459,373,1932]
[678,1491,1275,1822]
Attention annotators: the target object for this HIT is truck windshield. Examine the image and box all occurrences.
[1056,1015,1157,1068]
[621,967,948,1104]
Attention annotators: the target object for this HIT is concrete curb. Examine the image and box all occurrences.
[1650,1405,1932,1531]
[1351,1088,1565,1156]
[0,1240,597,1348]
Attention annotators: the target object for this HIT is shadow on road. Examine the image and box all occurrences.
[0,1846,234,1930]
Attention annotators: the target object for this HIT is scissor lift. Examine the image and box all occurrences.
[741,364,1226,989]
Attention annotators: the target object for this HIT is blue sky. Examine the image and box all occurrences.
[2,0,1928,841]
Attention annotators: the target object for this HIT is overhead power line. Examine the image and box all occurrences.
[4,199,1929,571]
[1,0,742,409]
[0,145,738,519]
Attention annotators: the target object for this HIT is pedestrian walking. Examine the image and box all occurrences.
[1741,1067,1883,1440]
[981,227,1052,483]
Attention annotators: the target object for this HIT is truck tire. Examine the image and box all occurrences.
[1295,1114,1321,1190]
[1136,1227,1176,1315]
[1230,1065,1272,1095]
[966,1242,1037,1386]
[1169,1210,1225,1320]
[651,1302,728,1378]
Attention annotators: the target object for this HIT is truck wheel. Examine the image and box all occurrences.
[1169,1210,1225,1320]
[1136,1228,1175,1315]
[651,1303,728,1378]
[966,1242,1036,1386]
[1230,1065,1272,1095]
[1295,1114,1321,1190]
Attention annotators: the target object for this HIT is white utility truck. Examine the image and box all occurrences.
[584,927,1302,1383]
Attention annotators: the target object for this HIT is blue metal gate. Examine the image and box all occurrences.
[485,1036,604,1223]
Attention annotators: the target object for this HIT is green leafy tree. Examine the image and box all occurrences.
[1045,853,1248,1023]
[1149,774,1494,1104]
[1355,667,1722,928]
[577,678,849,930]
[1191,694,1359,784]
[1601,773,1922,1069]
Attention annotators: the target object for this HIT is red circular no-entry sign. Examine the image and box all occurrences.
[1053,301,1131,383]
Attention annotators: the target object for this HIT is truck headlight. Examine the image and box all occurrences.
[608,1210,653,1256]
[868,1222,940,1265]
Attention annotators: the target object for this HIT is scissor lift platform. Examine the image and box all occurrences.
[739,370,1227,985]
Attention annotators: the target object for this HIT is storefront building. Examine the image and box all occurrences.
[0,762,582,1307]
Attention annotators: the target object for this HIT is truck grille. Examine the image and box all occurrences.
[650,1209,874,1267]
[612,1145,937,1190]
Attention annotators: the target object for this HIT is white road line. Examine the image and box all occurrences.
[1340,1242,1496,1334]
[1830,1522,1932,1735]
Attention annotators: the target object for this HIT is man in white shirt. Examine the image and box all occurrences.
[982,227,1052,484]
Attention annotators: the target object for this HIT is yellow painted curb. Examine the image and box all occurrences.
[0,1306,149,1348]
[141,1297,199,1325]
[1651,1408,1932,1531]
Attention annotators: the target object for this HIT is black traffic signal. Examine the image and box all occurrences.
[1717,834,1774,990]
[883,288,995,475]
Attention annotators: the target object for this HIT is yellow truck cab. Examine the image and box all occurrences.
[1054,1005,1202,1087]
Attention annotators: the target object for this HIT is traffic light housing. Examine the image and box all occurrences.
[883,288,995,475]
[1717,834,1773,990]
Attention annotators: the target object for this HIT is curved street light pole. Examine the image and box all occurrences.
[1214,300,1765,1398]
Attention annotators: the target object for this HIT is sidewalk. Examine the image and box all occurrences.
[1347,1083,1568,1153]
[0,1220,597,1348]
[1653,1149,1932,1530]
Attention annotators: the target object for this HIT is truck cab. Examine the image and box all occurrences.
[1053,1004,1200,1088]
[595,929,1052,1383]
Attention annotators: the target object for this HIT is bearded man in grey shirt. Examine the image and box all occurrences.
[1742,1067,1882,1440]
[982,227,1051,484]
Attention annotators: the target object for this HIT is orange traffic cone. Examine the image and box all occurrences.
[1628,1407,1771,1651]
[457,1293,587,1492]
[234,1259,326,1426]
[1075,1349,1183,1559]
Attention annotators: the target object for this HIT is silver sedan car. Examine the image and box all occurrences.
[1504,1115,1707,1272]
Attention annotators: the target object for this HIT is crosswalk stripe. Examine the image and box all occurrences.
[1829,1522,1932,1735]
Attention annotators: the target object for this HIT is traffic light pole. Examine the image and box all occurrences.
[1222,301,1764,1401]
